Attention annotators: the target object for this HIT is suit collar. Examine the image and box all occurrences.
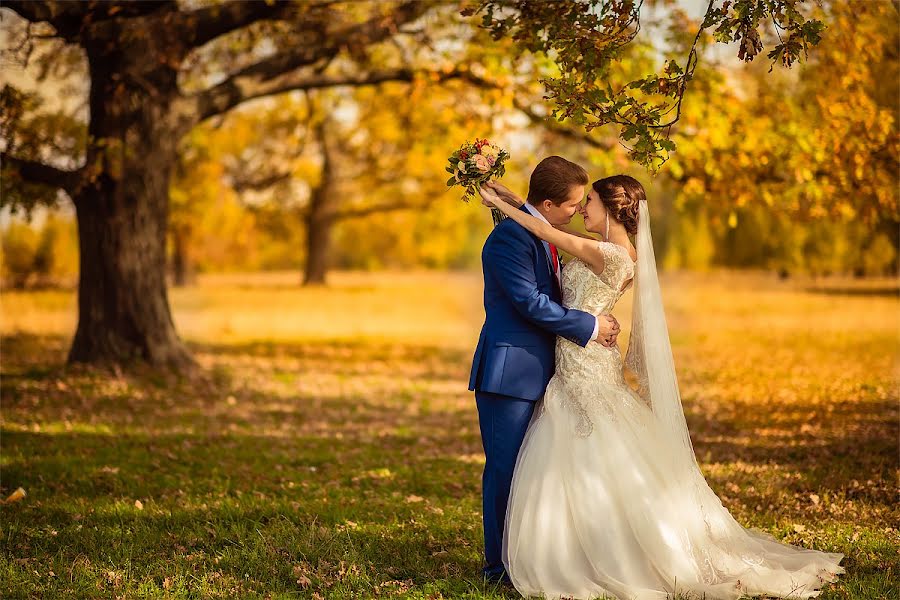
[522,202,551,226]
[518,203,561,293]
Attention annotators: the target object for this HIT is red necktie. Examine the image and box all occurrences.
[548,243,560,284]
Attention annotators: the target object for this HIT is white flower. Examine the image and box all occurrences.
[480,145,498,159]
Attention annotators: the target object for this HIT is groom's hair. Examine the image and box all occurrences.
[526,156,589,206]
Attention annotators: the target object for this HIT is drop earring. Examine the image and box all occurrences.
[604,212,610,241]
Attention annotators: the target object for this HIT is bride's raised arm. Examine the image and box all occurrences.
[479,185,606,274]
[485,182,596,241]
[484,181,524,208]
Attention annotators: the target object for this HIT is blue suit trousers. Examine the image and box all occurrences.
[475,390,536,578]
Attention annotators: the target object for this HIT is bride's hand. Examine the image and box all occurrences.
[478,185,501,207]
[485,181,522,207]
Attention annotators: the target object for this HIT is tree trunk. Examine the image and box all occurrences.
[67,50,195,371]
[303,209,334,286]
[302,118,338,286]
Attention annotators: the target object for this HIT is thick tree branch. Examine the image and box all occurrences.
[334,201,419,221]
[1,0,82,39]
[343,0,433,47]
[231,171,293,193]
[1,152,79,192]
[187,0,434,123]
[97,1,175,19]
[2,1,53,23]
[1,1,173,40]
[177,0,298,49]
[194,66,486,124]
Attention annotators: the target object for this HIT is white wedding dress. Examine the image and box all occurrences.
[502,241,845,600]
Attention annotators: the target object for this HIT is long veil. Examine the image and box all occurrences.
[625,199,699,475]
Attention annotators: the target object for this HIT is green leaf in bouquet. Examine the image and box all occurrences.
[447,176,457,186]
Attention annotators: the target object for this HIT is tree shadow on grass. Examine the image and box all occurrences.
[0,425,510,598]
[803,285,899,298]
[3,333,894,597]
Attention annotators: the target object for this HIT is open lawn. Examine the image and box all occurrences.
[1,271,898,598]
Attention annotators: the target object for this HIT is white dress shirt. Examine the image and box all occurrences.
[522,203,600,343]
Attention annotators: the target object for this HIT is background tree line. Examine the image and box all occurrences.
[5,1,896,287]
[1,0,896,370]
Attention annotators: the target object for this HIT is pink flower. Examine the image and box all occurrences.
[473,154,491,173]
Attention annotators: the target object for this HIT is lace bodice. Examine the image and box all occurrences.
[561,241,635,315]
[552,241,640,436]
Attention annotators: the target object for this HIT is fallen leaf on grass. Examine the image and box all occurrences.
[4,487,26,504]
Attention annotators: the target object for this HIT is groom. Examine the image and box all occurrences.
[469,156,620,584]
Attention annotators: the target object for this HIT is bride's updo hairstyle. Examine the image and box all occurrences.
[592,175,645,235]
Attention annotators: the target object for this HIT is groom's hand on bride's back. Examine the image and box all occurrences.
[593,314,620,347]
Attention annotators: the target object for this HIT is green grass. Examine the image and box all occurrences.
[1,271,898,598]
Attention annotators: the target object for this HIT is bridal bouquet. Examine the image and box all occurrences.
[446,139,510,226]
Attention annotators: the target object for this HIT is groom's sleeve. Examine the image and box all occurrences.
[484,229,596,347]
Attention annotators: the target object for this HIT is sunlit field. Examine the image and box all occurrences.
[2,270,898,598]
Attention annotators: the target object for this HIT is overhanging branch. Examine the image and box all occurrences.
[187,0,434,123]
[457,71,617,151]
[513,97,616,151]
[1,1,174,41]
[1,0,83,40]
[1,152,79,193]
[192,67,476,123]
[334,201,419,221]
[231,171,293,193]
[177,0,297,49]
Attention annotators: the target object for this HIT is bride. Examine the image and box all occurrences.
[477,177,844,600]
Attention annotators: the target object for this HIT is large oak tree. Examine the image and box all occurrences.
[1,0,457,370]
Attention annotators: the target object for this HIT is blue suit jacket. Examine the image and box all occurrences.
[468,205,596,401]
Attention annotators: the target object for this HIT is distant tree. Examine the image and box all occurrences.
[1,221,39,289]
[1,214,77,287]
